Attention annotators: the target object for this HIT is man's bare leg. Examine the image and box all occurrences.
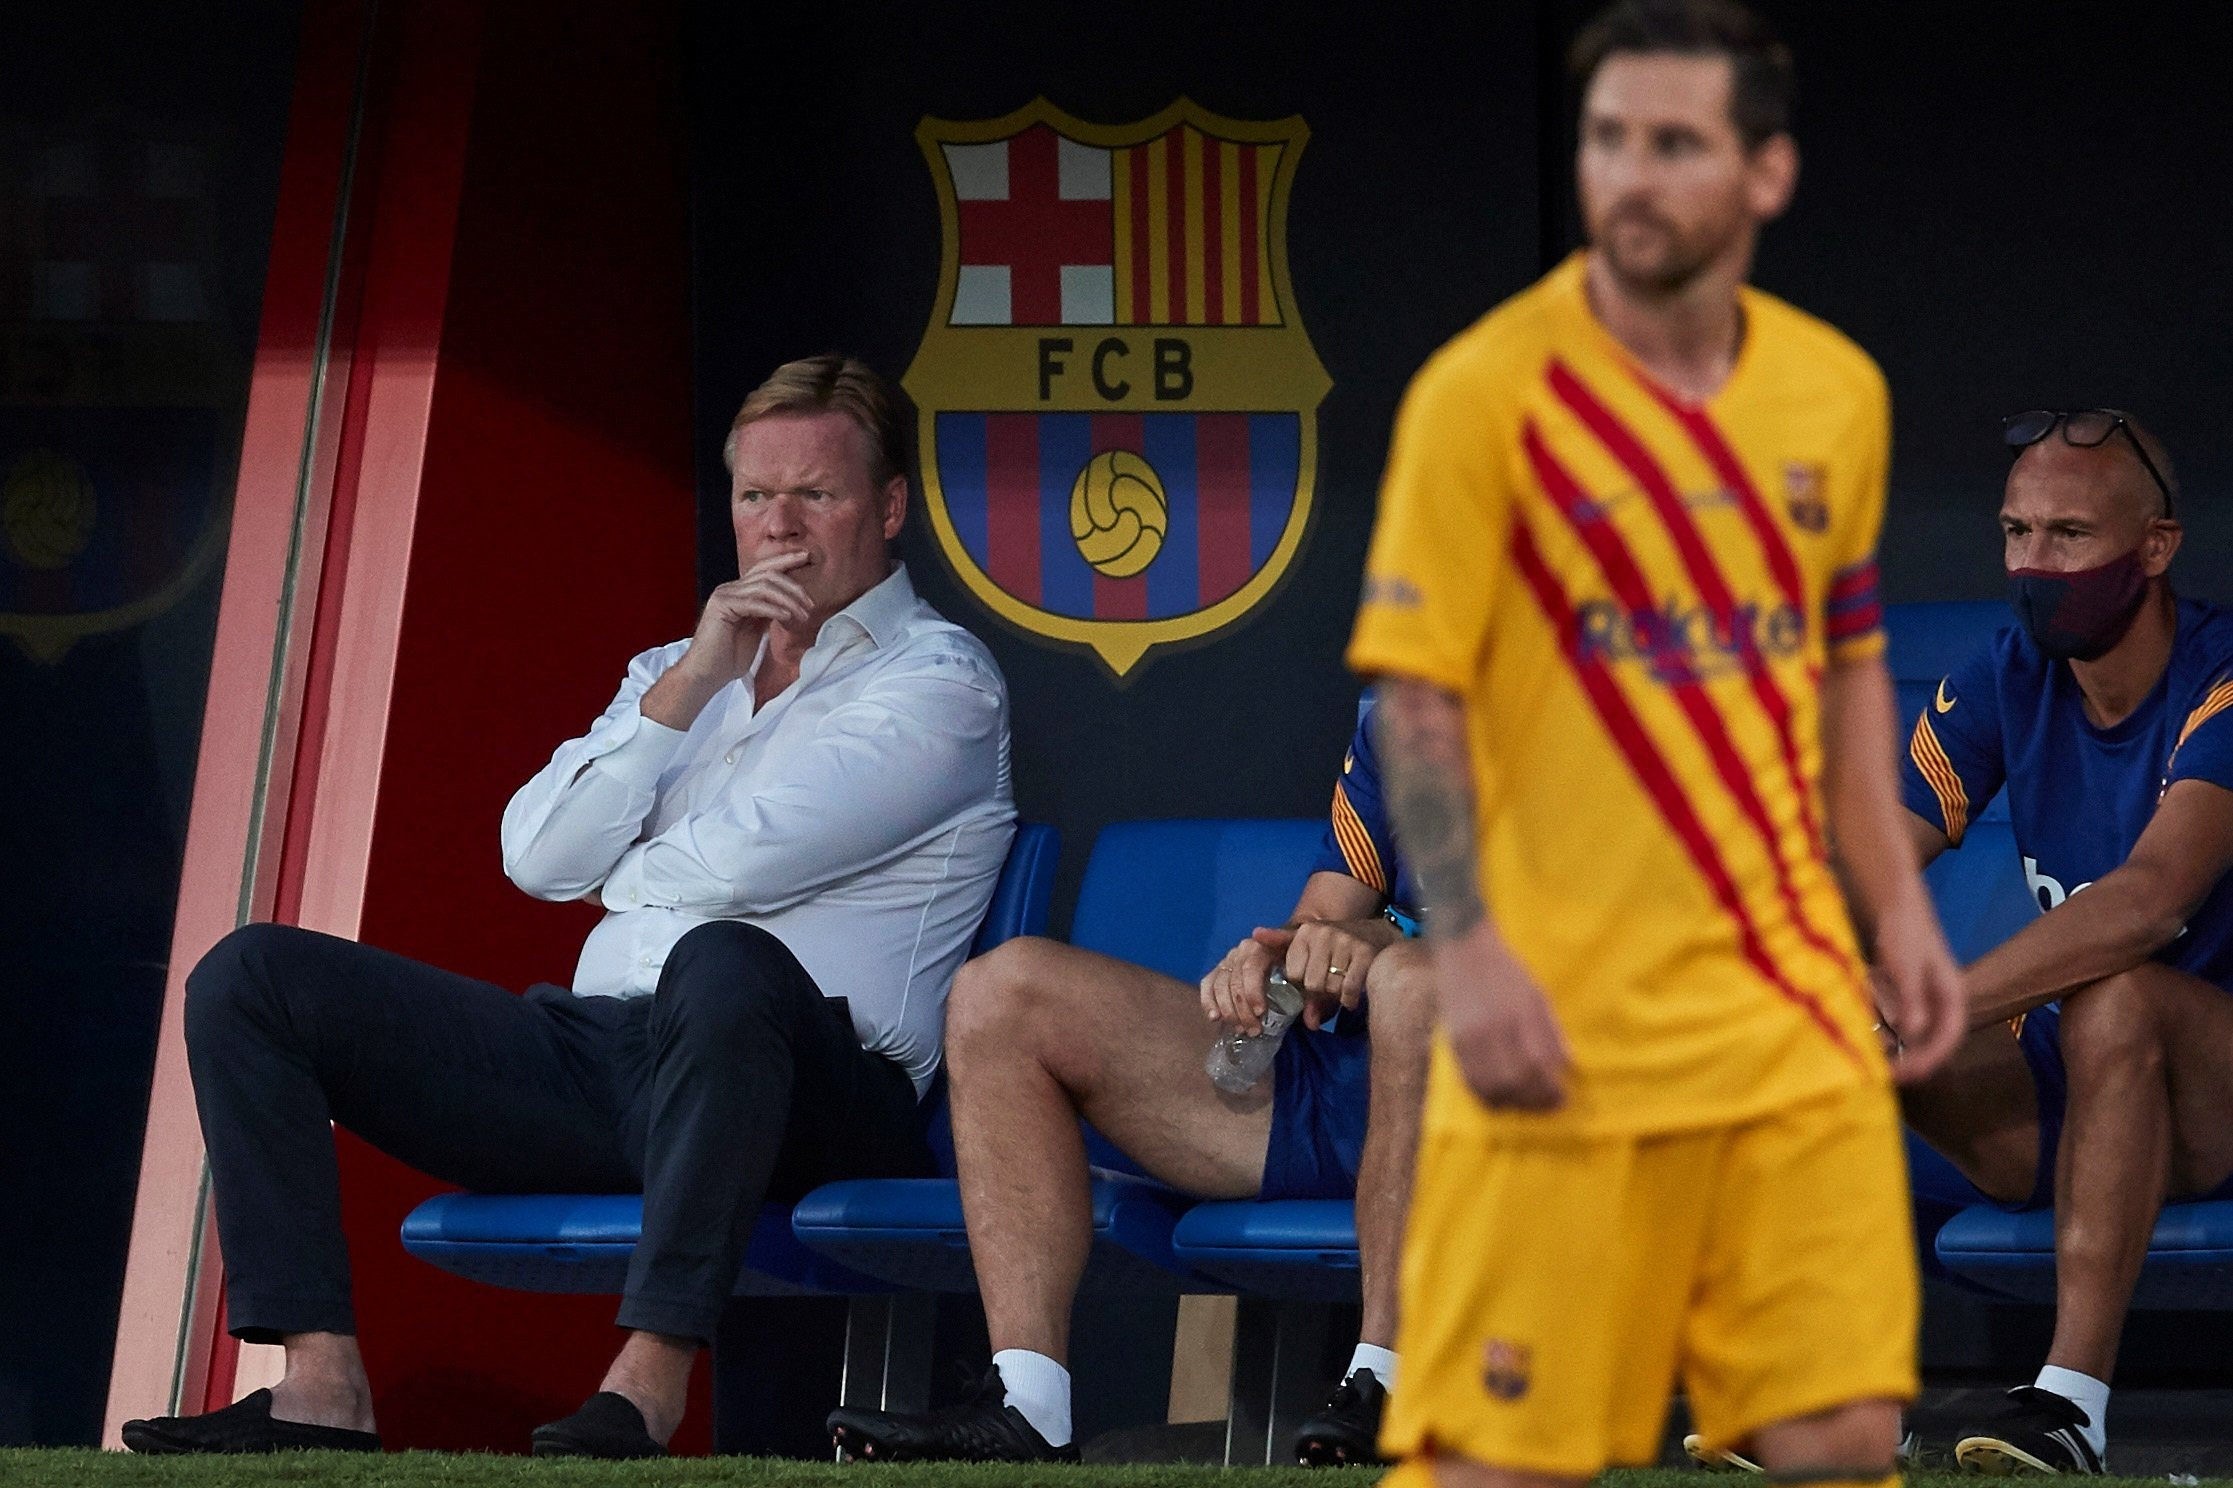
[1353,941,1436,1351]
[596,1331,696,1444]
[2048,965,2233,1379]
[1945,964,2233,1473]
[1752,1398,1902,1477]
[943,936,1275,1364]
[1897,1023,2040,1205]
[267,1331,376,1433]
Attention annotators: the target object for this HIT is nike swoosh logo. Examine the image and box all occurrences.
[1935,681,1957,713]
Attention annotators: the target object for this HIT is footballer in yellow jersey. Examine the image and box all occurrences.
[1347,3,1966,1485]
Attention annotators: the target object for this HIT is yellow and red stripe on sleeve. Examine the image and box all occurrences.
[2175,679,2233,756]
[1330,781,1389,895]
[1908,713,1970,846]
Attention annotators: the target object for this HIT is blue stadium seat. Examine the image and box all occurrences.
[789,1174,1197,1294]
[1073,822,1365,1302]
[1921,814,2038,964]
[398,822,1058,1298]
[401,1191,878,1297]
[1885,599,2010,734]
[789,818,1328,1293]
[970,820,1058,957]
[1068,818,1328,981]
[1170,1199,1360,1301]
[1935,1201,2233,1310]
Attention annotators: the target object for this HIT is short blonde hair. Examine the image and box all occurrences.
[723,355,908,487]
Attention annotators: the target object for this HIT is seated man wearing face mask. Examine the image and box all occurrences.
[1897,410,2233,1476]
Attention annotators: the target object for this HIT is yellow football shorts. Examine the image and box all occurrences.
[1379,1073,1918,1481]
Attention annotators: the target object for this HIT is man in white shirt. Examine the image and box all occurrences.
[123,356,1015,1460]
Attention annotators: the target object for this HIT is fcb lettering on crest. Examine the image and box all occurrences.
[907,99,1331,677]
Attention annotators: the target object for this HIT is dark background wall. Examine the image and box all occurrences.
[0,0,297,1446]
[1723,2,2233,604]
[690,1,2233,933]
[689,2,1544,924]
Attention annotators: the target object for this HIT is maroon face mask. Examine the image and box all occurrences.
[2007,549,2150,661]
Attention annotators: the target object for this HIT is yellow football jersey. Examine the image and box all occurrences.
[1348,253,1893,1137]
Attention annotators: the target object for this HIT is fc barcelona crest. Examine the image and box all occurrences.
[908,99,1331,677]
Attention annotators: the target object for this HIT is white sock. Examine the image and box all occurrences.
[1345,1342,1399,1392]
[992,1348,1072,1447]
[2033,1364,2109,1457]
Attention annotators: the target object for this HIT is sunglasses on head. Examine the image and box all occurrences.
[2002,408,2175,518]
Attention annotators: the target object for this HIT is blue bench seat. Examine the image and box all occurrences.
[790,1174,1200,1295]
[1935,1201,2233,1310]
[401,1192,879,1297]
[399,823,1058,1298]
[1170,1200,1360,1301]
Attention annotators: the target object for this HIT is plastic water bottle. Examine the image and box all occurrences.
[1205,971,1306,1094]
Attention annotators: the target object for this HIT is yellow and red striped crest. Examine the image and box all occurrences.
[908,99,1329,676]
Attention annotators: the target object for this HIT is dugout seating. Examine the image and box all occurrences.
[397,821,1059,1409]
[394,598,2233,1450]
[1882,603,2233,1306]
[1934,1202,2233,1310]
[788,818,1327,1298]
[788,814,1332,1462]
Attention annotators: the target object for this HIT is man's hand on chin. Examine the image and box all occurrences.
[643,550,813,727]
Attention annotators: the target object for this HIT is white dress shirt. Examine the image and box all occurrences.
[500,564,1013,1092]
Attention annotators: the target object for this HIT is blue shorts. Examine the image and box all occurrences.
[2007,1004,2067,1211]
[2003,1003,2233,1211]
[1259,1008,1372,1201]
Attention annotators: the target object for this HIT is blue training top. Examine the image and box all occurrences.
[1899,596,2233,989]
[1308,708,1421,923]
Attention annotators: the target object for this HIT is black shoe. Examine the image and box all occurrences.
[1954,1386,2103,1475]
[120,1388,382,1455]
[828,1365,1080,1463]
[1294,1368,1391,1466]
[530,1391,667,1459]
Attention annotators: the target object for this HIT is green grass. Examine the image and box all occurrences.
[0,1461,2227,1488]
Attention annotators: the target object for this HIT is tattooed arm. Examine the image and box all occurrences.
[1375,676,1571,1111]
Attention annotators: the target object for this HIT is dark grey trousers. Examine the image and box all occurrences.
[183,919,931,1345]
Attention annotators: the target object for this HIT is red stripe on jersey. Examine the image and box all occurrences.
[1549,361,1836,880]
[1639,382,1863,842]
[1632,375,1808,614]
[1523,421,1861,987]
[1508,516,1865,1068]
